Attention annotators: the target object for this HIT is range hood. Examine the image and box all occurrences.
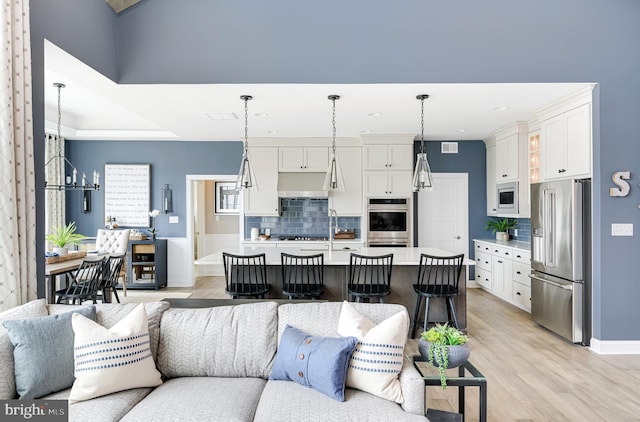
[277,172,328,198]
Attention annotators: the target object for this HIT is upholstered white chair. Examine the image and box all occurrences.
[95,229,131,298]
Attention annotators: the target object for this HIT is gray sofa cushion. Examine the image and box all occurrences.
[157,302,278,379]
[0,299,48,399]
[121,377,267,422]
[44,387,154,422]
[254,380,428,422]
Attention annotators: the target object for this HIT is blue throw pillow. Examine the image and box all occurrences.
[269,324,358,401]
[2,306,96,399]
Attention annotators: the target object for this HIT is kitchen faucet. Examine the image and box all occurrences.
[329,208,339,249]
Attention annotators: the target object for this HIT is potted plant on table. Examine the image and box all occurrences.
[485,217,517,241]
[45,221,87,255]
[418,323,470,388]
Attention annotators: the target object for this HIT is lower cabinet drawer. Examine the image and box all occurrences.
[512,281,531,312]
[475,268,492,290]
[475,251,492,271]
[512,262,531,286]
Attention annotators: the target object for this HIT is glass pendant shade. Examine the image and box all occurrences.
[323,153,346,191]
[236,151,258,191]
[412,152,434,192]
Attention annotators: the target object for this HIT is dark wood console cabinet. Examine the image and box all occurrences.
[120,239,167,290]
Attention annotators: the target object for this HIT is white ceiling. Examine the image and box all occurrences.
[44,41,594,143]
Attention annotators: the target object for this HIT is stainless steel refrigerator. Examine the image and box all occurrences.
[530,179,591,345]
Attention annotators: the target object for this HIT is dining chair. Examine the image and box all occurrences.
[55,258,106,304]
[280,252,325,300]
[411,253,465,337]
[347,253,393,303]
[95,229,130,295]
[222,252,270,299]
[96,254,126,303]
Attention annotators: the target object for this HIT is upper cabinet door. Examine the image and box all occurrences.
[486,144,497,215]
[244,147,279,216]
[303,147,330,172]
[363,145,389,170]
[387,145,413,170]
[495,134,519,182]
[279,147,329,172]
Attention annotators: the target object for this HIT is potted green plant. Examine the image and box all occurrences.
[418,323,470,388]
[45,221,86,255]
[485,217,517,241]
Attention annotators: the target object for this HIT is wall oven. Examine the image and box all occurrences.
[367,198,410,247]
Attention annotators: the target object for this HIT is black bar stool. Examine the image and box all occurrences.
[222,252,270,299]
[347,253,393,303]
[411,253,465,337]
[280,253,325,299]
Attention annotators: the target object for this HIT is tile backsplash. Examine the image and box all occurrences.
[244,198,360,238]
[512,218,531,242]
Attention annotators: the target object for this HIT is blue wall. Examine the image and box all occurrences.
[65,140,242,237]
[29,0,640,342]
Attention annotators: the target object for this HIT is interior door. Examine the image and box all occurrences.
[417,173,469,263]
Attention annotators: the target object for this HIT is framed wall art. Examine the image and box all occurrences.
[215,181,240,214]
[104,164,151,227]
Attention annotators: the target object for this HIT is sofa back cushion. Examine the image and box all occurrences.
[276,302,408,341]
[0,299,48,399]
[157,302,278,379]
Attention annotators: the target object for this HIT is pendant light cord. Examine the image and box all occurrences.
[420,95,425,155]
[331,95,337,155]
[244,96,249,155]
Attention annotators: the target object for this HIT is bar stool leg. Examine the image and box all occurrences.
[412,295,423,338]
[423,297,431,333]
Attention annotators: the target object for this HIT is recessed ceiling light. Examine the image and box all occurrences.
[368,112,382,117]
[493,106,509,111]
[360,130,373,134]
[205,112,238,120]
[266,130,278,134]
[454,129,467,133]
[254,112,269,117]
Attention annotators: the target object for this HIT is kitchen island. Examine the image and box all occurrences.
[196,245,475,330]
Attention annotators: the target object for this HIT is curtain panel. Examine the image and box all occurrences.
[0,0,37,311]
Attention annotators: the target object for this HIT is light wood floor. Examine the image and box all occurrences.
[165,278,640,421]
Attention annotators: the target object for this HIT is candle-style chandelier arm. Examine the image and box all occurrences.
[45,82,100,191]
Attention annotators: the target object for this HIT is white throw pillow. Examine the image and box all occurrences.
[69,303,162,403]
[337,301,408,403]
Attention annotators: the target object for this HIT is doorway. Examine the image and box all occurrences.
[417,173,469,264]
[185,175,239,283]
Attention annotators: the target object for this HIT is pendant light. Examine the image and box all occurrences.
[412,94,435,192]
[44,83,100,191]
[323,95,346,191]
[236,95,258,191]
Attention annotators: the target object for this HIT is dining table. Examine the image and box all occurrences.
[44,254,107,304]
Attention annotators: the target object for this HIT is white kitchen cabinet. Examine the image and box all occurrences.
[244,147,280,216]
[495,134,519,182]
[540,102,591,181]
[363,144,413,170]
[473,240,531,312]
[279,147,329,172]
[484,122,529,218]
[486,144,497,215]
[363,144,412,197]
[364,170,412,197]
[329,147,363,215]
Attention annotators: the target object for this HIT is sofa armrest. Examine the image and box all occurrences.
[399,357,425,415]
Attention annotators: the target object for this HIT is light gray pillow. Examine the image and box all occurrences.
[2,306,96,399]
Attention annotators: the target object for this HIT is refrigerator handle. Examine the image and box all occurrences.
[544,189,556,268]
[572,180,584,280]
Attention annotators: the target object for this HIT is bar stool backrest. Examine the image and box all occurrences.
[348,253,394,290]
[222,252,268,296]
[416,253,465,293]
[280,253,324,298]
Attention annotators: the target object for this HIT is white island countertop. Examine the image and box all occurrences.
[195,246,476,266]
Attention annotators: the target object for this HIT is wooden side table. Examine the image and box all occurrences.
[411,355,487,422]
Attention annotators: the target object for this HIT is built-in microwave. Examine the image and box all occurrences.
[496,181,518,214]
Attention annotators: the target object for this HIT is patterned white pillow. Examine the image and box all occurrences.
[69,303,162,403]
[337,301,408,403]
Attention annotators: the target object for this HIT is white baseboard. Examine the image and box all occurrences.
[590,338,640,355]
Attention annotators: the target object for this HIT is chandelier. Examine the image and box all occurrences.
[412,94,435,192]
[323,95,345,191]
[45,83,100,191]
[236,95,258,190]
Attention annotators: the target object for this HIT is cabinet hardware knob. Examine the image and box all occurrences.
[498,260,503,264]
[516,292,521,296]
[517,271,521,275]
[454,236,461,239]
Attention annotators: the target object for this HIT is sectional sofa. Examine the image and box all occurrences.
[0,299,428,421]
